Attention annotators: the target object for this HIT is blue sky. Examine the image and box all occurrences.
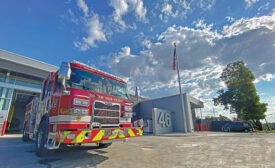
[0,0,275,121]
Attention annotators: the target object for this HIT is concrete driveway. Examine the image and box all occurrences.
[0,132,275,168]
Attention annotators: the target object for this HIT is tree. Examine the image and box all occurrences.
[213,61,267,130]
[218,114,232,121]
[204,114,232,121]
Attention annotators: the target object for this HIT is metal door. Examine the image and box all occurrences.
[0,87,14,136]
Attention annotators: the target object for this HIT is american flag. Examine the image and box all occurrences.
[173,43,177,71]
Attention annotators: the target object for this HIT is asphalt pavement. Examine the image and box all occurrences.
[0,132,275,168]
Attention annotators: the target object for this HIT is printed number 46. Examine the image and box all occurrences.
[158,112,171,127]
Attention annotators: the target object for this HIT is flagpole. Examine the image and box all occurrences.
[174,43,187,133]
[136,86,139,102]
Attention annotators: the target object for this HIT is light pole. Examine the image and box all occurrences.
[212,107,215,117]
[265,113,275,131]
[199,96,203,119]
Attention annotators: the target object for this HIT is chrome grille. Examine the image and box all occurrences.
[92,101,120,126]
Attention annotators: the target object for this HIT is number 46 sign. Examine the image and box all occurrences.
[153,108,173,135]
[158,112,171,128]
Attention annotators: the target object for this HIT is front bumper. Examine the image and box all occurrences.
[56,127,143,144]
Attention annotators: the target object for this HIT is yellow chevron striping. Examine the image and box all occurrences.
[118,129,125,138]
[92,130,105,141]
[60,131,71,143]
[71,130,90,143]
[60,128,142,143]
[128,128,136,137]
[138,128,143,136]
[108,129,119,140]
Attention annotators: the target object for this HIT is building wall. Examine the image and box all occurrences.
[0,49,58,79]
[139,95,186,132]
[0,49,57,135]
[136,93,203,133]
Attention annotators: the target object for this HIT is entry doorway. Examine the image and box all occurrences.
[6,90,39,133]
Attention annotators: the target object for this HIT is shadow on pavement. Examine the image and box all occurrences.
[41,145,109,168]
[0,135,109,168]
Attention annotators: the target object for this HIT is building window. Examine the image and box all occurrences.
[0,87,13,111]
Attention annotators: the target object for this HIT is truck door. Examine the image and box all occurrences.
[230,123,237,131]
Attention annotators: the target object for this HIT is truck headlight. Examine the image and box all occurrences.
[73,98,90,107]
[124,106,132,112]
[70,108,89,115]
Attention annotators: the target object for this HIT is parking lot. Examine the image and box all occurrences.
[0,132,275,168]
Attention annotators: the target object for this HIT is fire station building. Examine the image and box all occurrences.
[0,49,58,135]
[134,93,204,134]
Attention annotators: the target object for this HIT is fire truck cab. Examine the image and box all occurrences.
[22,60,143,156]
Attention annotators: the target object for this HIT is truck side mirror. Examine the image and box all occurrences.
[58,62,71,80]
[58,62,71,90]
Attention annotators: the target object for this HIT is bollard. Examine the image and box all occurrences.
[1,120,7,136]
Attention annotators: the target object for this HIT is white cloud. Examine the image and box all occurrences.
[257,73,275,82]
[261,96,275,122]
[225,16,235,23]
[167,0,192,18]
[162,3,173,16]
[74,14,107,50]
[157,0,215,21]
[244,0,259,8]
[77,0,89,17]
[110,0,129,29]
[109,0,147,30]
[113,46,135,63]
[73,0,108,50]
[159,2,179,22]
[67,9,79,24]
[100,12,275,100]
[193,19,214,31]
[223,12,275,37]
[197,0,216,10]
[102,25,223,98]
[129,0,147,22]
[219,12,275,79]
[258,2,270,11]
[141,39,152,49]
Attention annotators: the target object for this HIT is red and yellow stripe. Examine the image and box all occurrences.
[56,127,142,144]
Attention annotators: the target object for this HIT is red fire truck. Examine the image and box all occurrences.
[22,60,143,156]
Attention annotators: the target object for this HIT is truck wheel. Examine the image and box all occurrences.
[35,120,49,157]
[244,129,249,133]
[97,143,112,148]
[22,123,30,142]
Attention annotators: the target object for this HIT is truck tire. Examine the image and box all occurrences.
[22,122,30,142]
[244,129,249,133]
[98,143,112,148]
[35,120,49,157]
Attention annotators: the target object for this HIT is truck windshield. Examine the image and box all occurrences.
[106,78,129,99]
[68,67,129,99]
[68,67,107,94]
